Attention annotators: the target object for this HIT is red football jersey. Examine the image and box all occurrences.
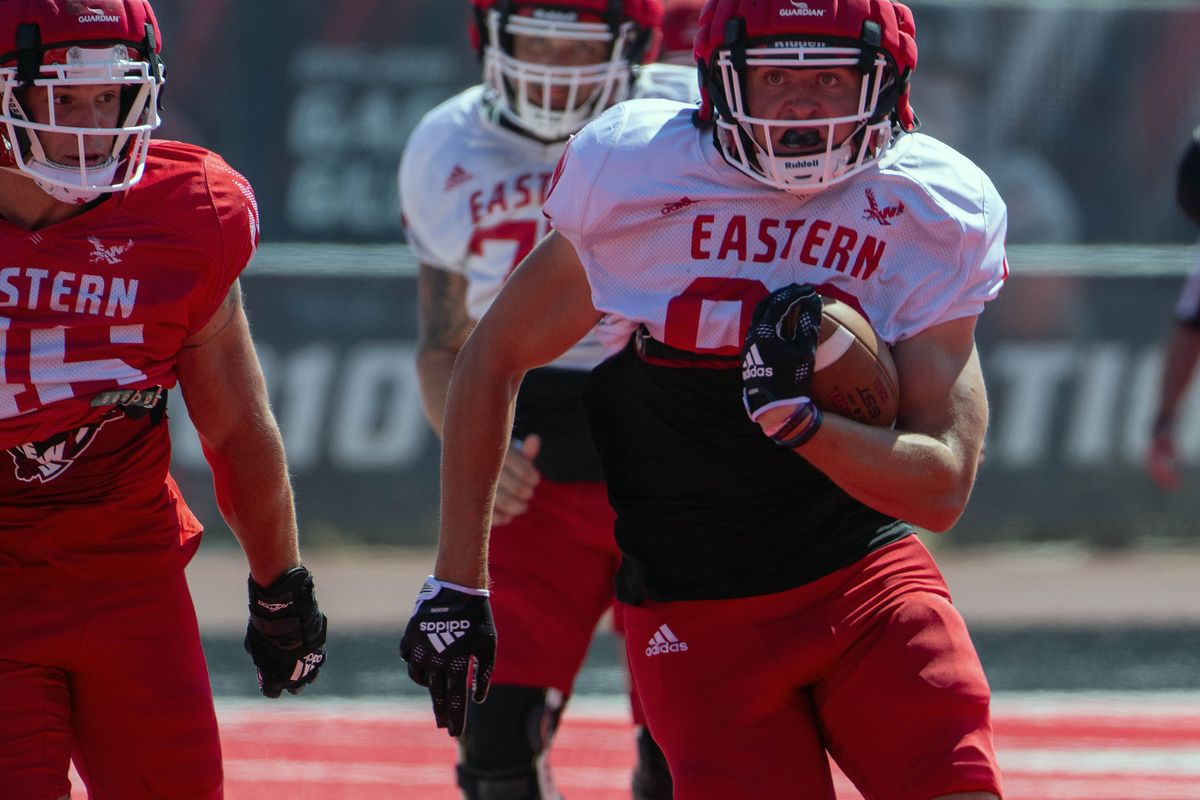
[0,140,258,595]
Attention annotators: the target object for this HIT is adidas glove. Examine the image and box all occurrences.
[399,576,497,737]
[244,565,328,698]
[742,283,824,448]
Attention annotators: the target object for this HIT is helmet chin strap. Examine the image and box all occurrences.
[25,157,118,204]
[759,140,854,195]
[19,124,120,204]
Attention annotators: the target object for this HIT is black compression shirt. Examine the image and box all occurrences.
[583,338,913,604]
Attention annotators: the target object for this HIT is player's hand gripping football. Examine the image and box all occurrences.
[244,565,328,698]
[399,576,497,737]
[741,283,825,448]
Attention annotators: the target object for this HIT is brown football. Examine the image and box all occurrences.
[811,295,900,427]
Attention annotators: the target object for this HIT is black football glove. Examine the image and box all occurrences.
[742,283,824,447]
[399,576,496,737]
[244,565,328,698]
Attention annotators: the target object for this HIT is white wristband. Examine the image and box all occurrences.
[427,575,490,597]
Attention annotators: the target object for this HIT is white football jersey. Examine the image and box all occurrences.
[544,98,1009,359]
[400,64,699,370]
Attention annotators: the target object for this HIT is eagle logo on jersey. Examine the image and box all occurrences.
[862,189,905,226]
[88,236,136,265]
[7,418,113,484]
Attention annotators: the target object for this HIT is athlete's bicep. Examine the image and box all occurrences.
[417,264,473,355]
[892,315,988,463]
[176,281,271,451]
[470,230,602,372]
[182,280,240,349]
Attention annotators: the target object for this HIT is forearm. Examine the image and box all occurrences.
[415,264,473,437]
[204,416,301,585]
[759,324,988,533]
[416,345,457,436]
[795,414,976,532]
[434,343,524,589]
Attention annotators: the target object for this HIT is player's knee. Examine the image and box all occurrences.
[631,725,673,800]
[457,684,565,800]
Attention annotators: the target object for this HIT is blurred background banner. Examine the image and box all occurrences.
[150,0,1200,547]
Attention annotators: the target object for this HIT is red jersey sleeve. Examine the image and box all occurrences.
[188,153,261,334]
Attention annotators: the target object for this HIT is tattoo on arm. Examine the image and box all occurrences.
[418,265,472,354]
[181,281,241,350]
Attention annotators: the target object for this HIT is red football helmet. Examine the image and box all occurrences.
[0,0,164,204]
[659,0,704,65]
[470,0,663,141]
[693,0,917,195]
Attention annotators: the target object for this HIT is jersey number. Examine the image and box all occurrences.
[661,278,862,354]
[468,220,541,278]
[662,277,769,356]
[0,318,146,419]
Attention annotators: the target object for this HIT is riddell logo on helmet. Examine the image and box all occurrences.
[780,0,826,17]
[531,8,580,22]
[784,158,820,170]
[770,39,824,48]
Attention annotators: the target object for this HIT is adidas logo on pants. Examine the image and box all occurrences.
[645,624,688,657]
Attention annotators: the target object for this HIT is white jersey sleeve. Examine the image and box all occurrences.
[876,134,1008,340]
[543,109,623,252]
[546,70,696,246]
[399,87,483,271]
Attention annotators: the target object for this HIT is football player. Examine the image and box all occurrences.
[401,0,1006,798]
[1148,125,1200,490]
[0,2,326,797]
[398,1,694,798]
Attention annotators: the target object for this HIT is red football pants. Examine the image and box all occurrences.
[622,536,1001,800]
[488,479,622,694]
[0,571,222,799]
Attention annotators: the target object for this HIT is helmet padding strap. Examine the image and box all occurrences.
[16,23,41,85]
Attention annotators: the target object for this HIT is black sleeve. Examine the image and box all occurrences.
[1178,126,1200,227]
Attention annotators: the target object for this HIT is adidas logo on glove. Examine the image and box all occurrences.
[645,624,689,657]
[742,344,773,379]
[421,619,471,652]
